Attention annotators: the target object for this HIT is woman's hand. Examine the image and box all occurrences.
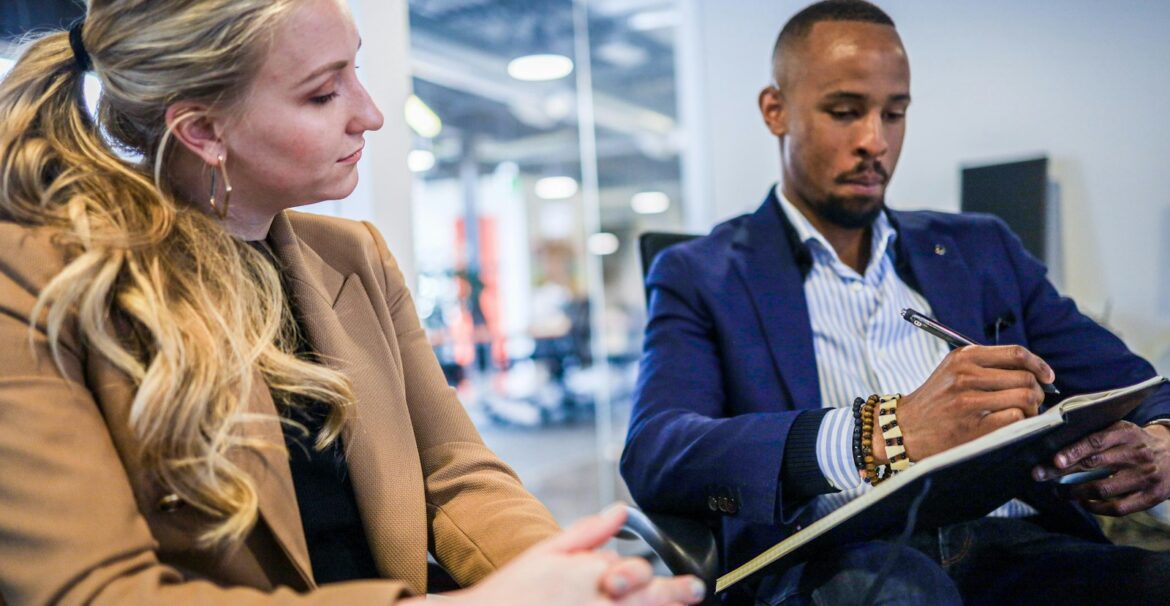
[446,505,706,606]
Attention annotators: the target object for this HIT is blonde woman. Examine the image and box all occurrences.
[0,1,704,604]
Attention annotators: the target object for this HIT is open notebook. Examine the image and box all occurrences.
[717,375,1169,593]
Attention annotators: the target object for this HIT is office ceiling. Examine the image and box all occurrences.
[407,0,682,208]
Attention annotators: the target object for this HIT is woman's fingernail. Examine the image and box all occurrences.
[1033,466,1049,481]
[690,578,707,600]
[611,574,629,593]
[602,501,626,518]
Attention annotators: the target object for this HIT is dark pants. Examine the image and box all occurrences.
[748,517,1170,606]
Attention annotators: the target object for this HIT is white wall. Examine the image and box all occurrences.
[677,0,1170,367]
[322,0,417,287]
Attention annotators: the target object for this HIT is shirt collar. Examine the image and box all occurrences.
[773,186,898,275]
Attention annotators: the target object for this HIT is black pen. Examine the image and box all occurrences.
[900,308,1060,395]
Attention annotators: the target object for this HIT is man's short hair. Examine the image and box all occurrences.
[772,0,896,66]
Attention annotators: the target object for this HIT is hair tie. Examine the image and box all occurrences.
[68,22,93,72]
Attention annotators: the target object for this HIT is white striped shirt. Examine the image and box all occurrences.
[775,192,1035,520]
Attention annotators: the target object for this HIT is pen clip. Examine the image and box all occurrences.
[900,308,978,349]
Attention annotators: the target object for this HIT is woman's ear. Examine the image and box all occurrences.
[165,101,224,164]
[758,85,788,137]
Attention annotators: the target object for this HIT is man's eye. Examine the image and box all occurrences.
[828,109,859,120]
[310,92,340,105]
[884,111,906,122]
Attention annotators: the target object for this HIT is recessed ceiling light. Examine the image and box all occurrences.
[629,9,679,31]
[408,149,436,173]
[596,41,647,69]
[535,176,579,200]
[631,191,670,214]
[404,95,442,138]
[507,54,574,81]
[588,232,620,256]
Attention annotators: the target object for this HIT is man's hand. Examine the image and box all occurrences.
[1032,422,1170,516]
[888,345,1053,462]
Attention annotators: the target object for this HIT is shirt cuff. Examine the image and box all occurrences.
[816,406,864,492]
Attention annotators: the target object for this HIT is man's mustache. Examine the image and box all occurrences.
[836,162,890,184]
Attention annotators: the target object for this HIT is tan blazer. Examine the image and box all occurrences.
[0,211,559,605]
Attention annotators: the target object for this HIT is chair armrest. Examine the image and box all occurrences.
[618,506,719,591]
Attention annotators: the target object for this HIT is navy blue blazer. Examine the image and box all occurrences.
[621,189,1170,574]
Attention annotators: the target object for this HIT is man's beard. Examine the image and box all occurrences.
[810,194,885,229]
[806,159,890,229]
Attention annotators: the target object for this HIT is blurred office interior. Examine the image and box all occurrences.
[3,0,1169,532]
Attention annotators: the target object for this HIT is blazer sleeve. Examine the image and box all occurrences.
[620,247,817,527]
[361,222,560,588]
[0,248,413,605]
[990,218,1170,421]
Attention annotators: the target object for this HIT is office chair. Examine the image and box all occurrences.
[638,232,703,305]
[615,231,720,605]
[619,505,719,593]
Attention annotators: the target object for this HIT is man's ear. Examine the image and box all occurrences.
[165,101,224,164]
[758,85,788,137]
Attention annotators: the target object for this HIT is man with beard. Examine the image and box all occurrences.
[621,1,1170,604]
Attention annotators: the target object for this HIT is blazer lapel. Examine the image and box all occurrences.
[891,212,984,345]
[230,376,315,587]
[268,213,429,594]
[732,193,822,410]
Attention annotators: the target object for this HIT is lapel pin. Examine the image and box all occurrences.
[934,244,947,256]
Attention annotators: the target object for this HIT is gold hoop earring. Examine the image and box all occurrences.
[209,154,232,219]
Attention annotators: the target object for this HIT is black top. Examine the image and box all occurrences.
[248,240,379,584]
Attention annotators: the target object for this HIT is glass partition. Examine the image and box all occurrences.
[406,0,686,523]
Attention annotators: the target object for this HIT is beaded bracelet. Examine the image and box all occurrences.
[851,397,866,472]
[859,394,888,486]
[878,393,913,473]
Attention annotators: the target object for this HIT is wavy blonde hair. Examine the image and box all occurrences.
[0,0,355,547]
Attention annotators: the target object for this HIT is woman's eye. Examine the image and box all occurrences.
[310,92,340,105]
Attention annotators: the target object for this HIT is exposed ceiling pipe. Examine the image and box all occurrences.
[410,29,678,141]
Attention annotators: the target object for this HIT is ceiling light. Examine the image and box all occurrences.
[631,191,670,214]
[408,149,436,173]
[507,54,574,82]
[543,92,574,121]
[588,232,620,256]
[404,95,442,138]
[596,41,648,69]
[535,176,579,200]
[628,9,679,31]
